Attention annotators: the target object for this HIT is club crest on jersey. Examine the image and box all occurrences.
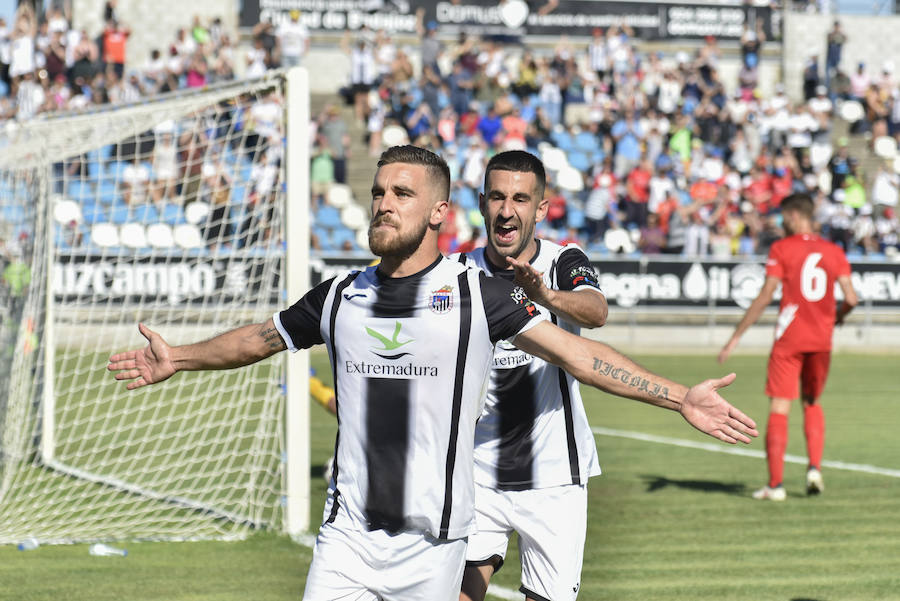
[429,285,453,314]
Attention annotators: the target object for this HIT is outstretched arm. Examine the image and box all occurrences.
[513,322,758,444]
[508,256,608,328]
[717,276,779,363]
[108,320,286,390]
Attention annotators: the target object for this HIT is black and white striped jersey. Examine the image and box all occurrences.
[452,240,604,491]
[273,256,544,540]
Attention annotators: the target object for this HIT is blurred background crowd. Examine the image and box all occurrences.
[1,0,899,259]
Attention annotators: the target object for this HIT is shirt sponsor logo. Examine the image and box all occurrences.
[570,265,599,289]
[365,321,413,359]
[510,285,538,317]
[429,285,453,314]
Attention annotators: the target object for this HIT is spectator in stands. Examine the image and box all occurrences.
[102,19,130,80]
[850,62,870,103]
[638,212,666,254]
[417,15,443,75]
[8,5,36,84]
[310,136,335,208]
[277,9,309,68]
[318,104,351,184]
[185,51,208,88]
[825,20,845,91]
[44,29,67,83]
[803,55,820,102]
[152,127,178,204]
[121,155,150,205]
[245,36,268,79]
[871,160,898,218]
[624,157,652,227]
[611,108,644,178]
[201,159,233,248]
[740,22,764,71]
[585,158,616,242]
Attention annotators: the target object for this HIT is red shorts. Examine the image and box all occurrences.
[765,347,831,401]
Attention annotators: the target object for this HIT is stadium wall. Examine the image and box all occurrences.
[782,12,900,103]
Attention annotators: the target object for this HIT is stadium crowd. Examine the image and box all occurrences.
[325,17,900,258]
[1,4,899,258]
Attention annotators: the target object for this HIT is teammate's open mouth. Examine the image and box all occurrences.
[496,224,518,244]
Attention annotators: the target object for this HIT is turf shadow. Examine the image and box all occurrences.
[641,475,748,497]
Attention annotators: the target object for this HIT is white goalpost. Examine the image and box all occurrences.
[0,69,310,544]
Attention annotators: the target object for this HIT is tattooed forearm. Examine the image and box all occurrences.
[258,326,284,350]
[592,357,670,401]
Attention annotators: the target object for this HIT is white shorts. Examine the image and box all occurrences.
[303,519,467,601]
[466,482,588,601]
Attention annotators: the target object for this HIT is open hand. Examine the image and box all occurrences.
[107,323,177,390]
[507,256,549,304]
[679,373,758,444]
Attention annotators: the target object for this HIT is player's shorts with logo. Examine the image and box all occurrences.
[303,508,466,601]
[465,482,587,601]
[765,346,831,400]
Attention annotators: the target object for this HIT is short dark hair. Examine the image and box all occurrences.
[780,193,814,220]
[377,145,450,202]
[483,150,547,198]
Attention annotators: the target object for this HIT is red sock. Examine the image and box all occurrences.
[766,413,789,488]
[804,403,825,470]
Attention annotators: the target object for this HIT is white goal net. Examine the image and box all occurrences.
[0,70,311,544]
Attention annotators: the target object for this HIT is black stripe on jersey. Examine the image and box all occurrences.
[494,364,537,490]
[439,270,472,539]
[551,312,582,485]
[457,252,467,264]
[325,272,361,524]
[371,257,437,318]
[364,377,411,533]
[361,268,422,531]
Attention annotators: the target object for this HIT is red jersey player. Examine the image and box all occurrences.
[718,193,858,501]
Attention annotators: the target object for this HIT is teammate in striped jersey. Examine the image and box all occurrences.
[109,145,757,601]
[453,151,608,601]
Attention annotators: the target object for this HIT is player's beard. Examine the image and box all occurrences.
[368,213,430,260]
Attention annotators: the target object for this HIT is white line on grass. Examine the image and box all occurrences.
[592,426,900,478]
[291,534,525,600]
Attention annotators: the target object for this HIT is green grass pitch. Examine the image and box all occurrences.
[3,351,899,600]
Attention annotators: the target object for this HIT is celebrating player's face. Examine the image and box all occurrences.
[368,163,434,258]
[481,170,547,261]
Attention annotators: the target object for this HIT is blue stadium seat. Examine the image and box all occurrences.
[67,180,94,203]
[98,181,120,205]
[574,131,600,154]
[567,208,585,230]
[312,225,336,251]
[108,161,129,181]
[567,151,592,173]
[1,204,26,224]
[109,202,132,224]
[132,203,160,223]
[331,225,357,250]
[231,184,248,203]
[88,159,106,183]
[161,202,187,225]
[80,202,107,224]
[239,159,254,183]
[315,206,342,229]
[551,130,574,152]
[455,186,477,210]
